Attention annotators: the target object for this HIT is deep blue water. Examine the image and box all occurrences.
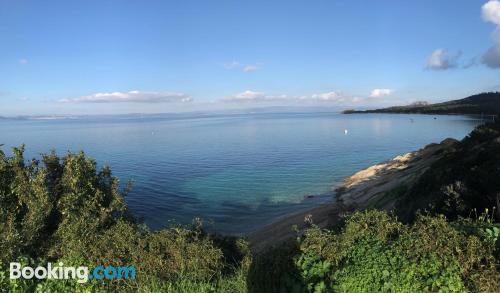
[0,112,481,234]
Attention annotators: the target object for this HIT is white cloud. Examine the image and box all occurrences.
[223,61,261,72]
[223,90,363,104]
[300,91,365,103]
[482,0,500,25]
[351,96,364,103]
[426,49,461,70]
[233,90,266,100]
[19,59,28,65]
[426,1,500,70]
[223,90,286,102]
[60,90,192,103]
[308,91,342,101]
[482,45,500,68]
[481,1,500,68]
[223,61,240,69]
[370,89,393,97]
[243,65,260,72]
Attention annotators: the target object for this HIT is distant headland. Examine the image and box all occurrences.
[343,92,500,117]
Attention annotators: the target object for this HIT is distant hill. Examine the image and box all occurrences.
[344,92,500,115]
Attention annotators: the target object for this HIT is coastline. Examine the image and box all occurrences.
[248,137,458,252]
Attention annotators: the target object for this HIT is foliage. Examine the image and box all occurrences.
[0,146,248,292]
[247,241,302,293]
[250,210,499,292]
[395,121,500,222]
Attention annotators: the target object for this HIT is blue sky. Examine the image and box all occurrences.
[1,0,500,115]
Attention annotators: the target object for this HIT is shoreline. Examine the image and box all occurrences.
[247,137,458,252]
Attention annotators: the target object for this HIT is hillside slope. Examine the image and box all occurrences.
[394,121,500,221]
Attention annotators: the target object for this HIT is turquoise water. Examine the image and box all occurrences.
[0,112,480,234]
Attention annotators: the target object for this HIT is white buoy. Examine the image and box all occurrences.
[344,129,348,135]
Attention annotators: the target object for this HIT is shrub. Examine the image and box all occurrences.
[247,241,302,293]
[0,147,247,292]
[292,210,498,292]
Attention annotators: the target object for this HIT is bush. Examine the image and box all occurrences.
[395,121,500,222]
[0,146,248,292]
[247,241,302,293]
[294,210,498,292]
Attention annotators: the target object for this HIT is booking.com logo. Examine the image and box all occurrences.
[10,262,136,284]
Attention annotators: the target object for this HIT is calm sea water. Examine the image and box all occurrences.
[0,112,480,234]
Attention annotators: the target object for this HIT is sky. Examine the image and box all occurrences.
[1,0,500,115]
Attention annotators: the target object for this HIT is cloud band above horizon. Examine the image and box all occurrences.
[59,91,192,103]
[220,90,390,104]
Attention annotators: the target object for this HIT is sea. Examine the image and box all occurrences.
[0,112,481,235]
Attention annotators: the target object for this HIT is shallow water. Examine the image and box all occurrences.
[0,112,480,234]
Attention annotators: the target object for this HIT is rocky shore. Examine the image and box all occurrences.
[248,138,458,252]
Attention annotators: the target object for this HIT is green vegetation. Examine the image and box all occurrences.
[248,210,499,292]
[395,121,500,223]
[1,123,500,292]
[0,146,249,292]
[343,92,500,115]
